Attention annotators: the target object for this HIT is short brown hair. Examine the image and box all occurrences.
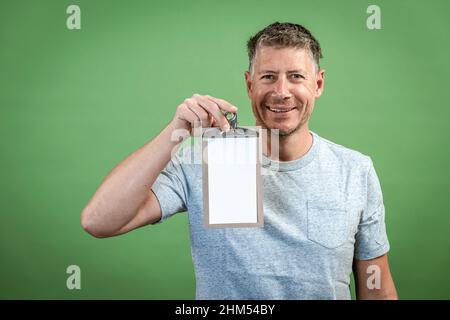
[246,22,323,76]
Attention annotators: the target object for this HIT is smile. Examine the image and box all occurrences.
[265,106,297,113]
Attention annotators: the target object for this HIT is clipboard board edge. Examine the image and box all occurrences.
[202,126,264,229]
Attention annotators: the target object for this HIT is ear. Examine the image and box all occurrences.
[244,70,253,98]
[315,69,325,99]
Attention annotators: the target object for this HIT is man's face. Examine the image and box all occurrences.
[245,46,324,136]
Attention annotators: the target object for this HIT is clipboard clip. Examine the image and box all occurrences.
[225,112,238,130]
[220,112,255,137]
[202,111,258,138]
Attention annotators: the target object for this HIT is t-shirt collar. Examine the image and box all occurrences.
[262,131,319,172]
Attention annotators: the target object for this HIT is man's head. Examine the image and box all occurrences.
[245,22,325,136]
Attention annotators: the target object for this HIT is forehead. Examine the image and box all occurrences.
[254,46,314,72]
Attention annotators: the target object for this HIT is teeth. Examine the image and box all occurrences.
[267,106,295,113]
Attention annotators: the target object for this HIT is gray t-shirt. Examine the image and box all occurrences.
[151,131,390,299]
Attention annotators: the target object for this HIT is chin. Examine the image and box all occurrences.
[266,122,303,136]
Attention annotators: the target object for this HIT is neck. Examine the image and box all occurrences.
[262,125,313,162]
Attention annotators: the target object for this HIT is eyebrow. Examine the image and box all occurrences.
[258,69,307,74]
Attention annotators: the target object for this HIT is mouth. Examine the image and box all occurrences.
[265,105,297,113]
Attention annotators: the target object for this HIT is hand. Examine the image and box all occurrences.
[169,94,238,135]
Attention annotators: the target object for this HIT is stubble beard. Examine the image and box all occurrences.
[257,103,311,137]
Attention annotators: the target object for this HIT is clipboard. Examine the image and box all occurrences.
[202,112,264,228]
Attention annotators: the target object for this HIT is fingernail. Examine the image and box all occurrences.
[224,124,230,132]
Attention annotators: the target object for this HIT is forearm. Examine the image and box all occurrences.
[81,122,186,235]
[356,285,398,300]
[353,255,398,300]
[354,263,398,299]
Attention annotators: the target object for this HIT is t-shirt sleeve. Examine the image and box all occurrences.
[151,152,188,224]
[354,158,390,260]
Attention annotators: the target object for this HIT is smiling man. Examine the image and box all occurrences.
[81,22,398,300]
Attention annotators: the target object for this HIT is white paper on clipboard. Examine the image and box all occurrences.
[202,126,264,228]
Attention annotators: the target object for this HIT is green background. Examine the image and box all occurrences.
[1,0,449,299]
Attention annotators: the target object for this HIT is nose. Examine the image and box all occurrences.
[273,75,292,100]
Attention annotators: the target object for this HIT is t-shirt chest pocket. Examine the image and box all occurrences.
[306,200,350,249]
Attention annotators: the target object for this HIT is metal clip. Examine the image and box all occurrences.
[203,111,257,139]
[225,111,238,130]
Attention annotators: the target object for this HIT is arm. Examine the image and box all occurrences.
[81,94,236,238]
[353,254,398,300]
[80,123,181,238]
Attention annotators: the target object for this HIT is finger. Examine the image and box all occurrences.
[194,95,230,131]
[210,115,221,127]
[178,104,202,130]
[208,114,218,127]
[185,101,210,128]
[204,95,238,113]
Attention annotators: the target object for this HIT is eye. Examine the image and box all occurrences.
[291,74,305,80]
[261,74,275,80]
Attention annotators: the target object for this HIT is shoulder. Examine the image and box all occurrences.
[313,132,373,172]
[170,137,200,163]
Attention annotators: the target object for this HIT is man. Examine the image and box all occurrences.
[81,22,397,300]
